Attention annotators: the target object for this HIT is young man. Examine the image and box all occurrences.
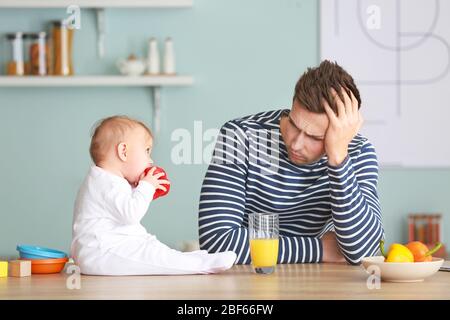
[198,60,384,265]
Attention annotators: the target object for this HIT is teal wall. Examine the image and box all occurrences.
[0,0,448,257]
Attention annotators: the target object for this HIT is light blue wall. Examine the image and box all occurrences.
[0,0,448,257]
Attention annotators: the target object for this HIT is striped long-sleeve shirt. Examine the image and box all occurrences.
[198,109,384,265]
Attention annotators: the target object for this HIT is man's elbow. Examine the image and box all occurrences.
[198,229,227,253]
[344,236,384,265]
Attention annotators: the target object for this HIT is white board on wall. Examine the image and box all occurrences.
[320,0,450,167]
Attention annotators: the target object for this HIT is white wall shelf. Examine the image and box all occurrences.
[0,75,193,87]
[0,0,193,8]
[0,75,193,134]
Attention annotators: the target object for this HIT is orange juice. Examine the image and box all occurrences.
[250,238,279,267]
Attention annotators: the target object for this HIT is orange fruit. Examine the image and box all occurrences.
[406,241,432,262]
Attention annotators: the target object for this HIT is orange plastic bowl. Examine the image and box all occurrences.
[20,257,69,274]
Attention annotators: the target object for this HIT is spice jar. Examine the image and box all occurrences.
[28,32,50,76]
[23,33,32,74]
[5,32,25,76]
[51,21,74,76]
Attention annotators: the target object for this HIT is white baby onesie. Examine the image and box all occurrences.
[71,165,236,275]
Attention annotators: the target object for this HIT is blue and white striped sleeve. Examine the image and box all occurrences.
[198,121,250,264]
[327,140,385,265]
[199,121,323,264]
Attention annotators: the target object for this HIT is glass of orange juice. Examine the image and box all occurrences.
[248,213,279,274]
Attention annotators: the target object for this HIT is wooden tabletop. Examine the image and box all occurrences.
[1,263,449,300]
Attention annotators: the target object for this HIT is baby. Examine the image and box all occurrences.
[71,115,236,275]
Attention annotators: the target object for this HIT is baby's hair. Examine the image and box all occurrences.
[89,115,153,165]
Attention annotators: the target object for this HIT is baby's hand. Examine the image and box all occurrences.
[141,167,170,193]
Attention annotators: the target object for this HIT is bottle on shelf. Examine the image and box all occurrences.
[147,37,160,75]
[28,32,50,76]
[5,32,25,76]
[51,20,74,76]
[23,33,32,75]
[163,37,176,75]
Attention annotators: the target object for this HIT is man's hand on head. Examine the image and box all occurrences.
[321,231,347,264]
[323,87,364,167]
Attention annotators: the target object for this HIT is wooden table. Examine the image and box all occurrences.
[1,263,449,300]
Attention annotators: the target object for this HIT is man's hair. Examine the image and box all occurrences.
[293,60,361,113]
[89,115,153,165]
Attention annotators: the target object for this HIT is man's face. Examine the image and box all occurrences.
[280,100,329,165]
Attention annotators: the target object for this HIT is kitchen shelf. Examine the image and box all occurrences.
[0,0,193,8]
[0,75,193,134]
[0,1,194,134]
[0,75,193,87]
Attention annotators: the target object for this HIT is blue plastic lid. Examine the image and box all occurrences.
[16,245,67,259]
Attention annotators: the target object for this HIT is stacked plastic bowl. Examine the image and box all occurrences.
[16,245,69,274]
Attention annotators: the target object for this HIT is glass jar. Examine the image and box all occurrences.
[5,32,25,76]
[23,33,32,75]
[51,21,74,76]
[27,32,50,76]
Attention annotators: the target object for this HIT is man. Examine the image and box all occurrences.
[198,60,384,265]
